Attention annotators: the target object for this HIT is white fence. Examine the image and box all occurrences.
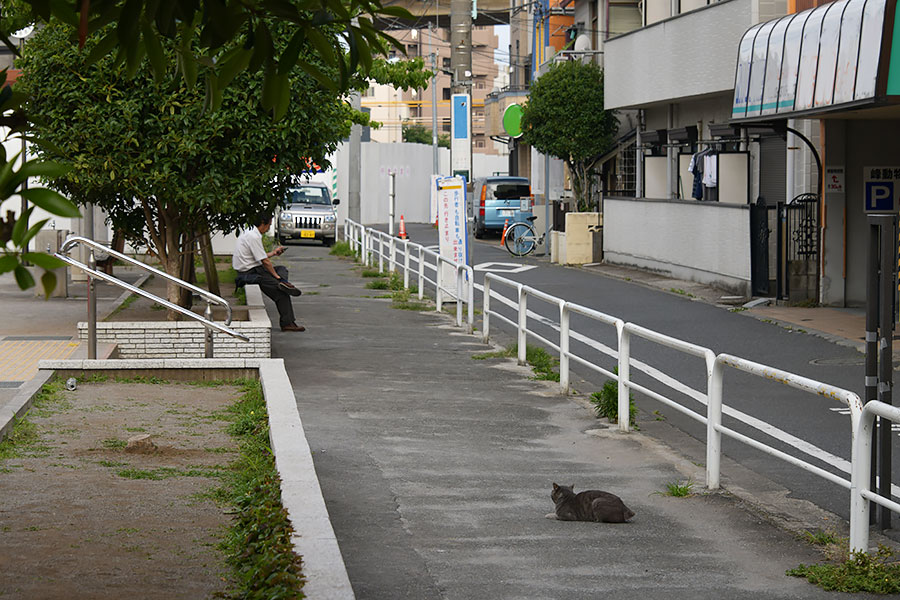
[343,219,474,332]
[481,272,893,554]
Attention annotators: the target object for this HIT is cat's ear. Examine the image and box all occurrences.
[570,484,575,490]
[552,482,559,490]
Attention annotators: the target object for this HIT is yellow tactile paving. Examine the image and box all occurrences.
[0,340,81,382]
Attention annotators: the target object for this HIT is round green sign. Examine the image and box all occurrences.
[502,103,524,139]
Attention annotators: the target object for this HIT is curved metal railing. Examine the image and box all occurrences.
[55,236,249,358]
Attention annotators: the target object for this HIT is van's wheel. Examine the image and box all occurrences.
[473,222,484,239]
[278,236,287,245]
[323,238,334,247]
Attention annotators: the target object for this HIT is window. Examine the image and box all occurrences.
[476,82,485,89]
[442,121,451,133]
[476,140,485,148]
[443,57,451,70]
[442,87,451,100]
[407,44,418,57]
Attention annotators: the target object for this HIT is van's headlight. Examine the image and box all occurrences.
[324,214,336,222]
[279,212,291,221]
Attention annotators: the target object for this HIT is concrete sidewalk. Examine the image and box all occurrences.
[272,248,864,599]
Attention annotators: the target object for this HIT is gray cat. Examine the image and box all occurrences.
[546,483,635,523]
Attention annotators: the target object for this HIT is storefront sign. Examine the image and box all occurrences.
[864,166,900,212]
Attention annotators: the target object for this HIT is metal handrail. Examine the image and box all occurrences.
[55,236,249,358]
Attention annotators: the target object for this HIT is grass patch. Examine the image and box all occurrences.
[116,467,225,480]
[803,530,841,547]
[472,343,559,381]
[365,279,390,290]
[361,269,384,277]
[329,240,356,257]
[101,438,127,450]
[472,347,517,360]
[590,368,638,428]
[787,546,900,593]
[209,380,305,599]
[391,288,430,311]
[0,378,73,459]
[197,266,237,287]
[105,292,139,320]
[661,480,694,497]
[0,417,40,460]
[233,286,246,306]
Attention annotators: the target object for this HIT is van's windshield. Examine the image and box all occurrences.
[286,187,331,206]
[488,183,531,200]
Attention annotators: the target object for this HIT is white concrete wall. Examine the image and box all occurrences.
[605,0,753,110]
[604,196,752,294]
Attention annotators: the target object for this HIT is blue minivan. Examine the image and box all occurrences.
[472,176,533,239]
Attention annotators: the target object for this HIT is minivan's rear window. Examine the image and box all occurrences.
[488,183,531,200]
[287,187,331,205]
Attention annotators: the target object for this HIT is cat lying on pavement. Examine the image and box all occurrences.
[546,482,635,523]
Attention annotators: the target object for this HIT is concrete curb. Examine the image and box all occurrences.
[7,358,352,598]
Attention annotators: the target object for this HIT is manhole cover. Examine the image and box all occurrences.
[809,357,866,367]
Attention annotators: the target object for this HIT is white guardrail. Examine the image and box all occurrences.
[343,219,474,332]
[478,272,891,555]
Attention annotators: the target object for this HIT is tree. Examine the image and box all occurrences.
[519,60,617,211]
[18,21,361,311]
[1,0,421,294]
[402,122,449,148]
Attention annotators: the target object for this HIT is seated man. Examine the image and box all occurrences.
[233,213,305,332]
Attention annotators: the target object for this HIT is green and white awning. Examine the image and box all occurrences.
[732,0,900,121]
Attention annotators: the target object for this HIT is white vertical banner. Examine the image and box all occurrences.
[450,93,471,180]
[437,176,469,298]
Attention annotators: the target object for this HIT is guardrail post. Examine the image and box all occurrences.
[466,267,474,334]
[418,246,425,300]
[403,240,410,290]
[456,267,464,327]
[87,249,97,360]
[389,237,396,274]
[851,406,875,553]
[560,302,570,394]
[436,259,443,311]
[378,235,384,273]
[518,287,527,365]
[204,302,214,358]
[483,276,492,343]
[362,229,369,266]
[617,323,630,432]
[707,357,724,489]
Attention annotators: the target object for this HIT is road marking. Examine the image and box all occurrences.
[476,281,900,496]
[474,262,537,274]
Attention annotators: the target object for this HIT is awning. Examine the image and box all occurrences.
[731,0,900,122]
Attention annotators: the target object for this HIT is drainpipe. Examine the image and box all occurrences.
[786,119,795,204]
[635,110,644,198]
[667,103,675,199]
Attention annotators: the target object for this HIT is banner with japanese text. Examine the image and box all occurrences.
[437,176,469,298]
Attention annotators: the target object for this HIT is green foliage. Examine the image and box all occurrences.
[662,480,694,497]
[233,286,246,306]
[520,60,617,210]
[365,279,390,290]
[787,546,900,593]
[590,368,637,427]
[18,21,356,305]
[402,122,449,148]
[215,381,305,599]
[391,287,429,311]
[369,57,433,91]
[803,530,841,546]
[329,240,356,257]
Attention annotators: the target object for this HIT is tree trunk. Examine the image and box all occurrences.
[198,230,220,297]
[177,240,196,311]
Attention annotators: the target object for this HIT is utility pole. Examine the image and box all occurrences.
[430,22,439,176]
[450,0,472,95]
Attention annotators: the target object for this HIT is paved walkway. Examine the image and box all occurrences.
[271,247,878,599]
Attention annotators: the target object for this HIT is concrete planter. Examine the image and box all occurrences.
[77,285,271,359]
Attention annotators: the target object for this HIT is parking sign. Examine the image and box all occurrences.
[864,167,900,213]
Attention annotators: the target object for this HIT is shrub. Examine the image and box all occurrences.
[590,368,637,427]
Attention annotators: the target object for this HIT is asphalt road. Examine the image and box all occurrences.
[394,222,899,529]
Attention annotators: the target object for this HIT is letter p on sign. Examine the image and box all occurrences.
[865,181,896,212]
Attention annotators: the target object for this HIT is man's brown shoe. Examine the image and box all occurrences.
[281,323,306,332]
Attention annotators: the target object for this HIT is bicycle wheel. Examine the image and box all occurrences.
[504,223,536,257]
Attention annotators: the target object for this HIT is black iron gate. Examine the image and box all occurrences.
[776,193,819,302]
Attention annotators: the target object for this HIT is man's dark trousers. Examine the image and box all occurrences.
[236,265,296,328]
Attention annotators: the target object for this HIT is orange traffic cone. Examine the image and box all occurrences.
[500,219,509,246]
[398,215,408,240]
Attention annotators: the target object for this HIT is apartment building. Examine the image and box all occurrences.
[601,0,825,299]
[364,26,507,155]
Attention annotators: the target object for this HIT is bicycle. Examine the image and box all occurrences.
[503,216,545,257]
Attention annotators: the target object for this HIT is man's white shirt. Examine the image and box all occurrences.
[233,227,268,272]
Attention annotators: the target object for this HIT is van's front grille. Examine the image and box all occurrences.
[294,216,323,229]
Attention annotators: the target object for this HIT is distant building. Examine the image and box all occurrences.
[364,26,507,156]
